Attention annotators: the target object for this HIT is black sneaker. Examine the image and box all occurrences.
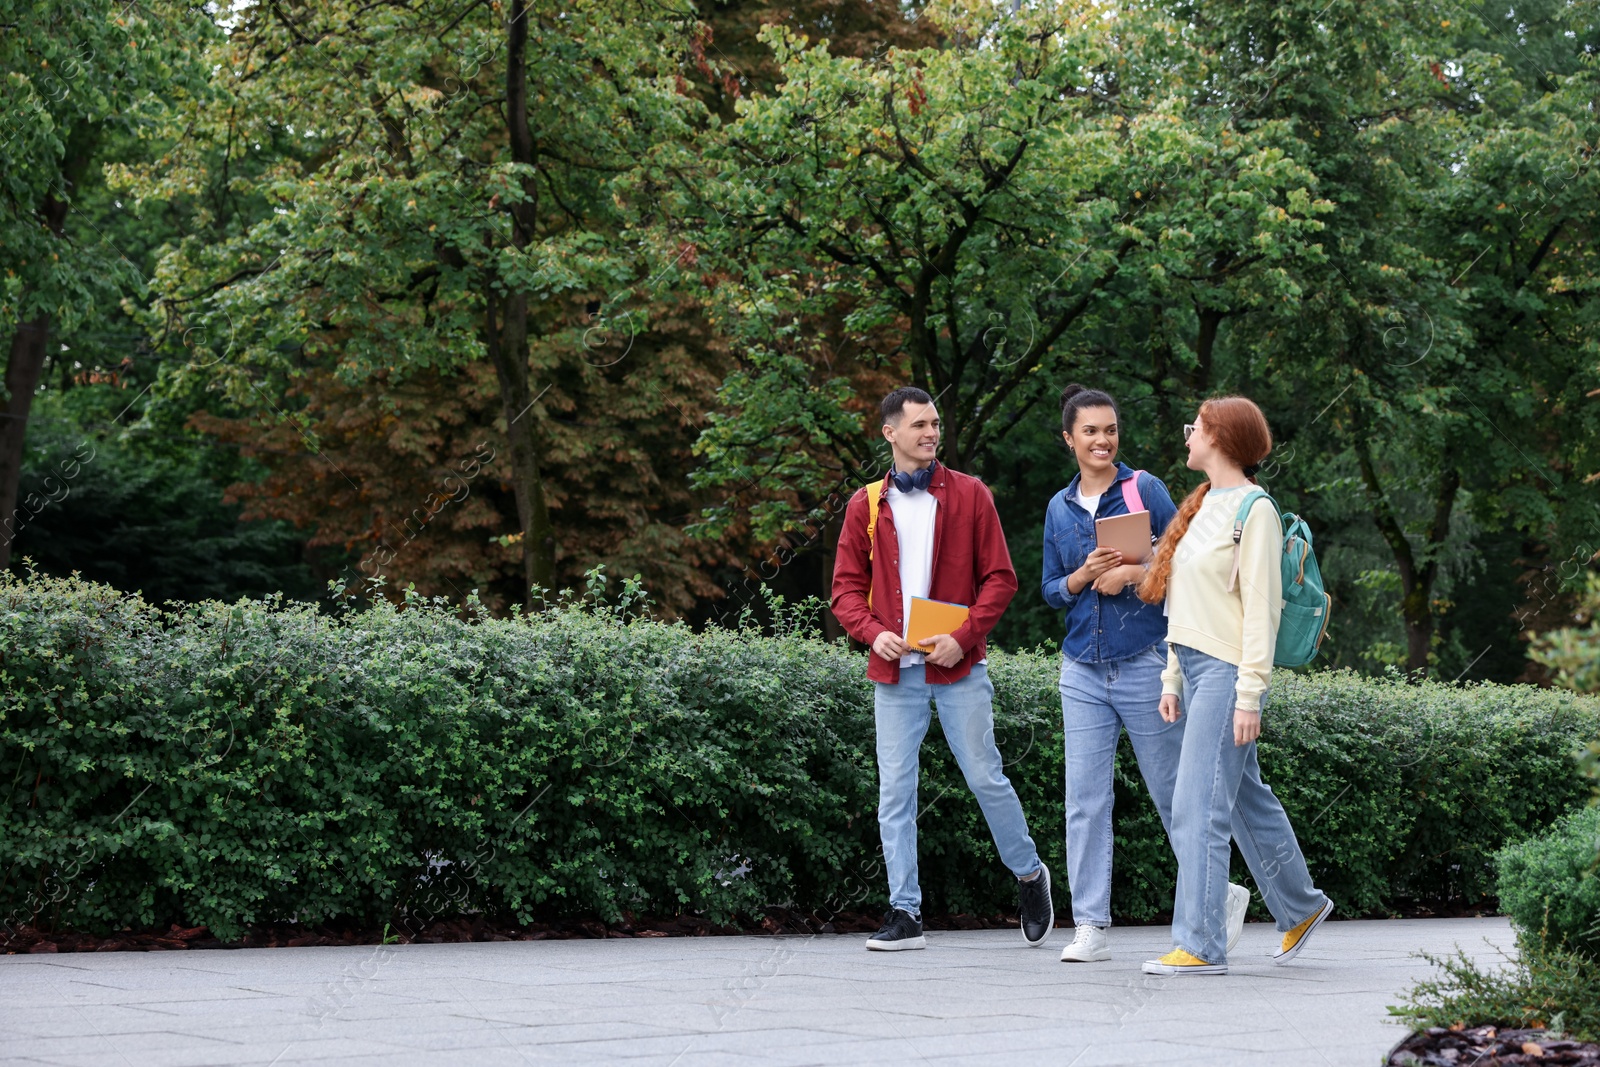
[1018,863,1054,947]
[866,908,926,951]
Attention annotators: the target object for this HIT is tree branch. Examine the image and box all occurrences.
[963,237,1137,457]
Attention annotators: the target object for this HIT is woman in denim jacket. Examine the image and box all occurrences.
[1041,385,1247,963]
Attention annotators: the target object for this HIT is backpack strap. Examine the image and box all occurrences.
[1228,489,1276,593]
[1120,469,1146,513]
[865,476,889,610]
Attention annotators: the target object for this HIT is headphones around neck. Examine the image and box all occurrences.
[890,460,937,493]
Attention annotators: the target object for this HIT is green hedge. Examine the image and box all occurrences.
[1496,804,1600,958]
[2,572,1596,942]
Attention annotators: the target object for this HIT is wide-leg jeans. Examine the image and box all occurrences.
[1169,644,1329,963]
[1058,643,1182,928]
[875,663,1043,917]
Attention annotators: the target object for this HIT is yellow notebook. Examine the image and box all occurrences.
[905,597,970,649]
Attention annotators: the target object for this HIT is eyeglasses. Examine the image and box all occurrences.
[1183,423,1197,442]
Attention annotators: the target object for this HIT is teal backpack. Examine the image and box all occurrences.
[1229,491,1331,668]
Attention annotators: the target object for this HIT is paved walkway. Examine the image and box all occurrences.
[2,918,1515,1067]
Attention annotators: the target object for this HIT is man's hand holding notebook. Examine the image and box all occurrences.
[906,597,970,667]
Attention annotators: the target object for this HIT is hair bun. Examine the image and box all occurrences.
[1242,463,1261,478]
[1059,383,1089,404]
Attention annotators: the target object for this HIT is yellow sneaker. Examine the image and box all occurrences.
[1141,947,1227,975]
[1274,899,1335,964]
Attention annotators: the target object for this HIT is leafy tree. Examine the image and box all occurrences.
[0,0,201,568]
[1217,0,1600,673]
[689,0,1328,513]
[115,0,716,605]
[189,360,517,609]
[8,0,1593,677]
[687,0,1600,674]
[192,296,742,618]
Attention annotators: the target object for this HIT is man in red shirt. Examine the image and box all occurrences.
[832,387,1053,951]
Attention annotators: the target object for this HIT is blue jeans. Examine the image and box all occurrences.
[1059,644,1182,927]
[874,664,1042,916]
[1169,645,1328,963]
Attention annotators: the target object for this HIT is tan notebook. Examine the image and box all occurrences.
[905,597,970,649]
[1094,510,1154,563]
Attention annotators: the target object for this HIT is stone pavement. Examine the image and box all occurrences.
[1,917,1515,1067]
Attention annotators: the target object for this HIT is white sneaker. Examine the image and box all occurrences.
[1225,883,1250,954]
[1059,924,1110,962]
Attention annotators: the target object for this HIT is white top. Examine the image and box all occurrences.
[888,483,937,667]
[1077,488,1103,515]
[1159,485,1282,712]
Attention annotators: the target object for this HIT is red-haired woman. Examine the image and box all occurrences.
[1136,396,1334,976]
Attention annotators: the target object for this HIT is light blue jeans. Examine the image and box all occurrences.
[1169,645,1329,963]
[874,664,1043,917]
[1059,643,1182,927]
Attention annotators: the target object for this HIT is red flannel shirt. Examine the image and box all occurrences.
[830,465,1018,685]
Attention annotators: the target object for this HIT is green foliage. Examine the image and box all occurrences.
[0,571,885,942]
[6,0,1590,684]
[1530,575,1600,695]
[1495,804,1600,959]
[681,0,1600,678]
[1582,742,1600,805]
[97,0,731,595]
[3,573,1596,942]
[1396,742,1600,1040]
[1391,935,1600,1042]
[689,0,1332,495]
[1248,669,1599,917]
[0,0,204,329]
[9,391,316,605]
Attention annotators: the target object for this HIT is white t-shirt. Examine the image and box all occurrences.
[888,483,937,667]
[1077,488,1103,515]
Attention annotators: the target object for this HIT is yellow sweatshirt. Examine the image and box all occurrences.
[1160,485,1282,712]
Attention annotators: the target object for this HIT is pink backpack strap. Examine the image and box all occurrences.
[1120,470,1146,513]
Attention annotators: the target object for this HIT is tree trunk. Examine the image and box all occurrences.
[0,182,71,572]
[1400,583,1434,677]
[485,288,555,600]
[490,0,557,604]
[1193,304,1222,387]
[0,318,51,569]
[1355,437,1460,677]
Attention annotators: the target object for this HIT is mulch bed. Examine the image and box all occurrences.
[1388,1027,1600,1065]
[1,908,1023,953]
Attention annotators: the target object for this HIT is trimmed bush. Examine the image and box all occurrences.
[1256,670,1598,919]
[1496,804,1600,958]
[2,572,1596,941]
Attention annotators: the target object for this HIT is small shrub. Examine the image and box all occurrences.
[1390,934,1600,1042]
[1496,804,1600,959]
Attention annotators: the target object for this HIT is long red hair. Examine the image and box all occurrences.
[1137,396,1273,604]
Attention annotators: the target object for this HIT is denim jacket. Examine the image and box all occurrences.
[1041,462,1178,664]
